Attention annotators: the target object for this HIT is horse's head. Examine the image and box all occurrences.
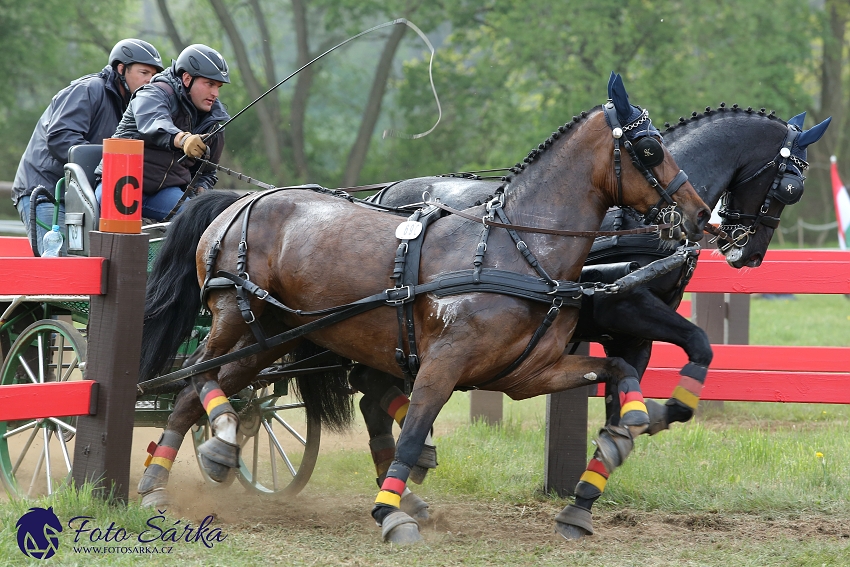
[602,73,710,241]
[716,111,831,267]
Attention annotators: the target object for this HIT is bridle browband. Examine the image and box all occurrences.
[715,123,807,251]
[602,102,690,227]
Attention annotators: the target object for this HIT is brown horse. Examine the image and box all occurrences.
[137,74,710,543]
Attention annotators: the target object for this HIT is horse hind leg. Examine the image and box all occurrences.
[137,386,205,507]
[349,365,438,481]
[556,371,650,540]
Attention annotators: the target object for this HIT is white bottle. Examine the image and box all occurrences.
[42,225,64,257]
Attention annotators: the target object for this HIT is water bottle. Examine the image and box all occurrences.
[42,225,64,257]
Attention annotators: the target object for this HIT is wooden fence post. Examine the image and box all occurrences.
[543,342,591,497]
[72,231,148,502]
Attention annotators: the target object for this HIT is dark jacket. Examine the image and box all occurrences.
[11,66,127,205]
[102,66,229,195]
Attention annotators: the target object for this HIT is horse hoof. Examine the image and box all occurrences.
[645,399,669,435]
[140,488,170,508]
[555,521,590,540]
[197,435,240,472]
[409,445,438,484]
[554,504,594,539]
[400,492,430,523]
[199,453,236,483]
[381,511,422,544]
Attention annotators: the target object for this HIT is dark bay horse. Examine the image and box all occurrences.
[354,104,830,532]
[137,74,709,543]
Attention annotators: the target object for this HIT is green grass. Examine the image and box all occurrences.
[749,293,850,346]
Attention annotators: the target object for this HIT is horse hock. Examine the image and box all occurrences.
[195,380,240,482]
[137,430,184,507]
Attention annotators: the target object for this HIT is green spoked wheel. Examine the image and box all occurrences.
[191,384,321,498]
[0,320,87,498]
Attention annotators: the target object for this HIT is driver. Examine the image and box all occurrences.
[95,44,230,221]
[12,39,163,253]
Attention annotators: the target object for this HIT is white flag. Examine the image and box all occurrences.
[830,156,850,250]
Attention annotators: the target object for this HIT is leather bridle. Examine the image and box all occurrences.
[715,124,807,251]
[602,102,689,227]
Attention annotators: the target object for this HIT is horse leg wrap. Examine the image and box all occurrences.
[573,457,610,502]
[618,377,649,434]
[379,387,410,425]
[409,431,438,485]
[400,487,430,523]
[372,461,411,524]
[369,434,396,482]
[138,431,183,506]
[554,504,595,539]
[593,424,634,473]
[667,362,707,423]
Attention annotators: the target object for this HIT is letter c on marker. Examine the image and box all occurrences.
[113,176,140,215]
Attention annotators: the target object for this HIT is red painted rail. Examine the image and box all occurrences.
[591,249,850,405]
[589,343,850,403]
[0,236,105,421]
[687,249,850,294]
[0,381,98,420]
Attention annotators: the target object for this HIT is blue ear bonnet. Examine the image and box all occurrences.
[605,72,661,140]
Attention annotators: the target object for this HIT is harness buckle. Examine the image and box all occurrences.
[386,286,413,305]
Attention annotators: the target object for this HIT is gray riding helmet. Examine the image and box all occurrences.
[109,39,164,72]
[174,44,230,84]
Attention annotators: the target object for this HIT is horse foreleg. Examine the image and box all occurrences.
[500,353,650,540]
[348,365,431,522]
[594,290,713,435]
[137,385,205,506]
[371,369,455,545]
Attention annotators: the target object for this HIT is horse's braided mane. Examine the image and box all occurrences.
[662,102,785,133]
[501,107,597,183]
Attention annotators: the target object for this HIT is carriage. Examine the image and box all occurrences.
[0,143,346,499]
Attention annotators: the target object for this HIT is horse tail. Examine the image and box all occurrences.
[292,342,354,432]
[139,191,241,382]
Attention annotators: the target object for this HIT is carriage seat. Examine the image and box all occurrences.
[63,144,102,257]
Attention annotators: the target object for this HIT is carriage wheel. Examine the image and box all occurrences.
[0,320,86,498]
[190,384,321,498]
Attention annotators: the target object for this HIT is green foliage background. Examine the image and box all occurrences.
[1,0,846,237]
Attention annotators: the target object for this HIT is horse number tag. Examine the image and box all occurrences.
[396,221,423,240]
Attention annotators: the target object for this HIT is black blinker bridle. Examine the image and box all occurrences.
[715,124,807,251]
[603,102,690,227]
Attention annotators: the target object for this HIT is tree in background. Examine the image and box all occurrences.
[3,0,850,244]
[0,0,129,178]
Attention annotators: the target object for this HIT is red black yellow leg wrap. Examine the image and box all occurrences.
[574,457,610,501]
[369,434,396,479]
[199,382,235,422]
[618,377,648,427]
[372,461,411,524]
[379,387,410,426]
[671,376,703,410]
[138,431,183,494]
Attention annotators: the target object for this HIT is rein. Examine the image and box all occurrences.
[424,198,674,238]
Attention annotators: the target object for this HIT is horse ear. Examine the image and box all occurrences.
[787,112,806,129]
[607,71,617,99]
[797,116,831,149]
[609,73,632,124]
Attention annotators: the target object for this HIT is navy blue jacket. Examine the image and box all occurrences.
[12,66,126,205]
